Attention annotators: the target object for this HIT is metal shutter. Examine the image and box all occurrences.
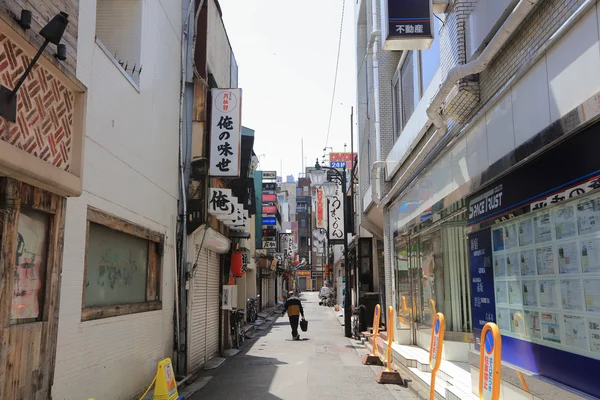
[188,249,208,372]
[205,249,220,359]
[268,276,276,307]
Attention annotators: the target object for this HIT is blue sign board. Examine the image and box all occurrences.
[468,228,496,351]
[262,217,276,226]
[330,161,346,169]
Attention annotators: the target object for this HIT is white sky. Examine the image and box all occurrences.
[218,0,357,180]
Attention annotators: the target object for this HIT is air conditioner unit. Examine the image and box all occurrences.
[222,285,238,310]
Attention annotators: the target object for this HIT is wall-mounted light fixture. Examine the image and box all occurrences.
[0,11,69,122]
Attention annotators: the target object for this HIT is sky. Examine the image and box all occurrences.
[218,0,357,180]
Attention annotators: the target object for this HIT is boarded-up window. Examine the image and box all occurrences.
[82,207,162,321]
[11,208,50,324]
[84,223,149,307]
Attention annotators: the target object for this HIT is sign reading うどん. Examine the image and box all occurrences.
[210,89,242,177]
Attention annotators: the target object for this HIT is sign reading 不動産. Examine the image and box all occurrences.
[209,89,242,177]
[382,0,434,51]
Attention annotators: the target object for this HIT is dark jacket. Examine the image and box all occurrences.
[284,296,304,317]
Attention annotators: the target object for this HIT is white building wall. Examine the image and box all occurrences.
[207,0,231,86]
[51,0,181,399]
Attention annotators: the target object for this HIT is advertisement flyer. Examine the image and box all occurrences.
[520,249,536,276]
[584,279,600,312]
[494,256,506,278]
[577,197,600,235]
[524,310,541,339]
[542,313,561,344]
[554,205,577,239]
[536,246,556,275]
[510,309,526,334]
[535,212,553,243]
[561,279,584,311]
[495,281,508,304]
[581,239,600,274]
[505,224,518,249]
[588,318,600,352]
[506,252,520,277]
[496,307,511,332]
[508,281,523,305]
[519,219,534,247]
[558,242,581,274]
[539,280,558,308]
[522,280,538,306]
[493,228,505,252]
[564,314,589,351]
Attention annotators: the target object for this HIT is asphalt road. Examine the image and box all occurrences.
[189,291,419,400]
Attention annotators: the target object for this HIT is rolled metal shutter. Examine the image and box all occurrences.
[268,275,276,307]
[187,249,208,372]
[205,249,220,359]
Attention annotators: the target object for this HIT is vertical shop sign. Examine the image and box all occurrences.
[328,184,345,243]
[210,89,242,177]
[469,228,496,350]
[316,189,325,228]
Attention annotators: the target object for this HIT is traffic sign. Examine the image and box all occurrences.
[479,323,502,400]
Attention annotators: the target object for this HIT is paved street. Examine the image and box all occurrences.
[189,292,418,400]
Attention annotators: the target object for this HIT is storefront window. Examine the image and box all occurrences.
[395,240,411,330]
[420,232,444,328]
[11,208,50,325]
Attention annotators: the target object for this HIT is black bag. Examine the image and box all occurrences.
[300,318,308,332]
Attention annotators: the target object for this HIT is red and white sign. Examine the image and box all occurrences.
[316,189,325,228]
[262,205,277,214]
[329,152,357,170]
[262,194,277,203]
[209,89,242,177]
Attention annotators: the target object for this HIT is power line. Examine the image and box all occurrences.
[324,0,346,149]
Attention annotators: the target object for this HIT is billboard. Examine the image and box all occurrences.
[209,89,242,177]
[329,153,357,171]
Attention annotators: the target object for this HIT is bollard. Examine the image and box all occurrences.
[429,313,445,400]
[429,299,436,322]
[512,312,530,393]
[479,323,502,400]
[362,304,384,365]
[375,306,404,385]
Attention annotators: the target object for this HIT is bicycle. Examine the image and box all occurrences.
[230,309,246,349]
[246,297,258,323]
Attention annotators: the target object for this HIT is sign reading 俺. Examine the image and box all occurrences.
[209,89,242,177]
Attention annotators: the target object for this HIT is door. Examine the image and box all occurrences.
[0,179,65,400]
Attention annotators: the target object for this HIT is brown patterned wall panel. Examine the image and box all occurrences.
[0,33,73,170]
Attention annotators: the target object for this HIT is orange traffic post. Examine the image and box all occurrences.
[429,299,437,320]
[512,312,530,393]
[479,323,502,400]
[376,306,404,385]
[429,313,445,400]
[363,304,384,365]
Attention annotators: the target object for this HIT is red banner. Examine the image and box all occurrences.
[262,193,277,202]
[262,205,277,214]
[316,189,325,228]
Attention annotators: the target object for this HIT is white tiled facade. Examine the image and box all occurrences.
[356,0,600,397]
[51,1,181,399]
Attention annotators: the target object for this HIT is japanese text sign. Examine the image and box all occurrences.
[262,194,277,203]
[262,217,276,226]
[329,153,356,171]
[479,323,502,400]
[382,0,434,50]
[316,189,325,228]
[262,205,277,214]
[328,184,345,243]
[262,171,277,179]
[208,188,234,216]
[210,89,242,177]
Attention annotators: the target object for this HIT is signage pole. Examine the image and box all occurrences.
[429,313,445,400]
[479,323,502,400]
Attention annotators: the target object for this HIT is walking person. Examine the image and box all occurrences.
[283,291,305,340]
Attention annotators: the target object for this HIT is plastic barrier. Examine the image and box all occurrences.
[429,313,445,400]
[375,306,403,384]
[479,323,501,400]
[362,304,383,365]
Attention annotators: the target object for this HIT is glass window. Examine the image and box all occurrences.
[421,16,442,93]
[12,208,50,325]
[401,51,418,130]
[84,223,149,307]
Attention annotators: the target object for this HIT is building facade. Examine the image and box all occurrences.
[356,0,600,398]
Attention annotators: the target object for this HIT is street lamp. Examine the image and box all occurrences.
[309,158,352,338]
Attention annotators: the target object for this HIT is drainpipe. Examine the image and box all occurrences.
[368,0,385,205]
[426,0,541,136]
[379,0,542,207]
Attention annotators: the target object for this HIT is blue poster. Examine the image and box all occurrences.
[469,228,496,350]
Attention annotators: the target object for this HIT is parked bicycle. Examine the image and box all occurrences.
[246,297,258,323]
[352,304,365,340]
[230,309,246,349]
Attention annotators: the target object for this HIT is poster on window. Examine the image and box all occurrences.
[524,310,541,339]
[519,219,534,246]
[504,224,518,249]
[535,213,553,243]
[561,279,584,311]
[584,279,600,312]
[508,281,522,305]
[506,252,519,277]
[589,318,600,352]
[496,307,511,331]
[494,256,506,277]
[564,315,589,351]
[536,246,556,275]
[12,210,49,322]
[522,280,538,306]
[520,249,536,276]
[495,281,508,304]
[542,313,561,343]
[492,228,504,251]
[577,197,600,235]
[581,239,600,273]
[555,205,577,239]
[539,280,559,308]
[558,242,580,274]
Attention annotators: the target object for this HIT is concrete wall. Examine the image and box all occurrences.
[207,0,231,87]
[51,0,181,399]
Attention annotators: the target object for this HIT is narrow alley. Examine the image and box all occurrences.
[189,292,418,400]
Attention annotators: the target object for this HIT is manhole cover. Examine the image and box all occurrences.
[248,360,273,365]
